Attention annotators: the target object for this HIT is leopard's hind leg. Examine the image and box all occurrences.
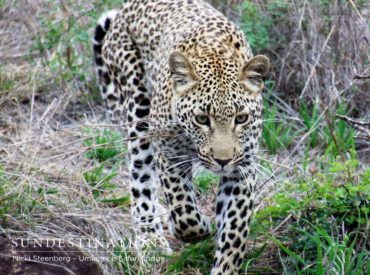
[93,10,124,123]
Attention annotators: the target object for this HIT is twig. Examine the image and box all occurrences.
[353,74,370,80]
[336,115,370,127]
[353,65,370,80]
[336,114,370,141]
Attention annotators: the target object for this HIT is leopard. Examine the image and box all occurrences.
[92,0,270,274]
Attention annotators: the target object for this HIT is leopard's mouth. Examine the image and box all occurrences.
[197,158,234,176]
[196,151,244,175]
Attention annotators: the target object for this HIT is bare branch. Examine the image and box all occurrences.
[336,115,370,127]
[336,114,370,141]
[353,74,370,80]
[355,135,370,141]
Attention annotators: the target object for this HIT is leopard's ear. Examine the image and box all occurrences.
[169,51,200,95]
[238,55,270,95]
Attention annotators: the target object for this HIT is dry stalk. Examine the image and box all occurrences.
[336,114,370,141]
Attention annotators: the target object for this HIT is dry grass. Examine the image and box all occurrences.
[0,85,135,273]
[262,0,370,109]
[1,1,135,274]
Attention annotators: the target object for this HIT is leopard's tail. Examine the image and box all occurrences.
[93,10,118,96]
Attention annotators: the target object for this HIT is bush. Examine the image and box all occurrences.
[254,150,370,273]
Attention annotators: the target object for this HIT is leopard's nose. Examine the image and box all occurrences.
[214,158,232,167]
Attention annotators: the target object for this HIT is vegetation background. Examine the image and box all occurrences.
[0,0,369,274]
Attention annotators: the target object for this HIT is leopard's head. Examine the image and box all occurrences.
[169,50,270,175]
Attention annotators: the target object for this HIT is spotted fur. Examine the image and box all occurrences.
[93,1,270,274]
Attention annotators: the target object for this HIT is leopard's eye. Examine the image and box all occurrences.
[195,115,210,126]
[235,114,249,124]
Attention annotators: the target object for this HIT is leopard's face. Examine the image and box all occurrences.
[179,88,263,175]
[169,51,270,175]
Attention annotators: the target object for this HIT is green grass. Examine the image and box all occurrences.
[270,223,370,274]
[253,149,370,273]
[194,170,219,195]
[82,127,129,206]
[83,161,130,207]
[240,2,272,52]
[0,78,15,91]
[256,150,369,229]
[165,237,215,274]
[83,163,117,197]
[0,165,60,225]
[83,127,127,162]
[299,102,321,148]
[323,104,355,157]
[0,165,15,225]
[262,99,300,154]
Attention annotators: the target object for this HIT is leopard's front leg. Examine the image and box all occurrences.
[212,171,256,275]
[156,139,211,243]
[127,97,171,251]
